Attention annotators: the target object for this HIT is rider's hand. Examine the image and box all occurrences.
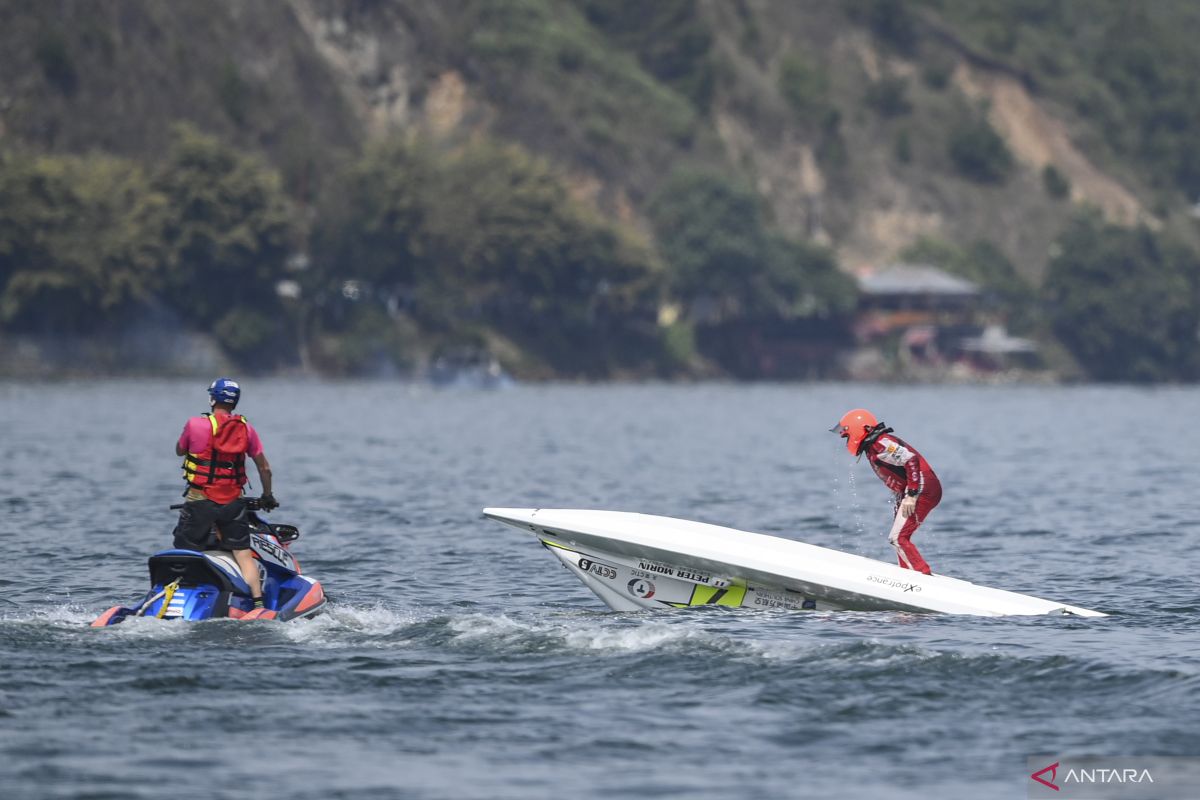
[260,493,279,511]
[898,494,917,518]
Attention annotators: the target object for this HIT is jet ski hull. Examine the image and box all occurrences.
[92,517,326,626]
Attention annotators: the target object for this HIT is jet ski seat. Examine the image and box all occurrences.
[148,552,241,592]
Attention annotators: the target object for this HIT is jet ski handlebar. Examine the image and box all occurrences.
[169,497,279,511]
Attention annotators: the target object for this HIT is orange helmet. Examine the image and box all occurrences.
[830,408,878,455]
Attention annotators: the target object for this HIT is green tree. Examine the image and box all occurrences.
[648,169,766,316]
[312,136,436,295]
[414,140,665,374]
[0,151,163,332]
[151,125,295,364]
[313,137,668,376]
[648,168,854,322]
[1044,213,1200,382]
[423,142,659,319]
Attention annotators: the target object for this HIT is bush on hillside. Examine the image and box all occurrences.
[1042,165,1070,199]
[845,0,918,54]
[921,55,954,90]
[778,53,830,119]
[35,31,78,95]
[864,76,912,117]
[947,116,1013,183]
[778,54,848,169]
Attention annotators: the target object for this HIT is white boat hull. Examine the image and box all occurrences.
[483,508,1106,618]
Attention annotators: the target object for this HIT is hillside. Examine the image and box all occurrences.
[2,0,1199,381]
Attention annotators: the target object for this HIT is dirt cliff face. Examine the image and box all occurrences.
[683,2,1154,282]
[0,0,1157,283]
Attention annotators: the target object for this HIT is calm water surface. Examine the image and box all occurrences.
[1,381,1198,799]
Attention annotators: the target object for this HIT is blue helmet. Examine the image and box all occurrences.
[208,377,241,407]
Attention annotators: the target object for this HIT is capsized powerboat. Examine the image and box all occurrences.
[483,508,1106,617]
[92,499,326,625]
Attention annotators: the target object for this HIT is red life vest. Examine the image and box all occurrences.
[182,413,249,503]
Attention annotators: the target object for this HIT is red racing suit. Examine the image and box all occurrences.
[861,429,941,574]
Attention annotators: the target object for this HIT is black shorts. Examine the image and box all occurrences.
[172,497,251,551]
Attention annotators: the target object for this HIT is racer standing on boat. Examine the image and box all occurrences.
[831,409,940,575]
[173,378,277,608]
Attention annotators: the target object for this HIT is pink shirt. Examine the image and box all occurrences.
[178,414,264,458]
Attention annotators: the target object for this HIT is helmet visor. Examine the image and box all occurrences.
[829,422,846,436]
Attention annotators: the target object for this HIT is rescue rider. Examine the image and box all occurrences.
[174,378,278,608]
[831,409,940,575]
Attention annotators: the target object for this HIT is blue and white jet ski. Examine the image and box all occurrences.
[92,499,326,625]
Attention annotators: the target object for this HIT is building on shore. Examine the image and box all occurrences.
[851,263,1037,377]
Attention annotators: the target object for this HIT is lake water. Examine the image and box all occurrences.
[1,381,1198,799]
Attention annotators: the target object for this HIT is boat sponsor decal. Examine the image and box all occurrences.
[749,589,812,610]
[627,578,656,599]
[577,557,618,581]
[689,583,747,607]
[866,574,922,593]
[635,560,723,586]
[677,568,714,584]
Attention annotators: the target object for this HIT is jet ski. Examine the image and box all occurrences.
[92,499,326,626]
[483,507,1106,617]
